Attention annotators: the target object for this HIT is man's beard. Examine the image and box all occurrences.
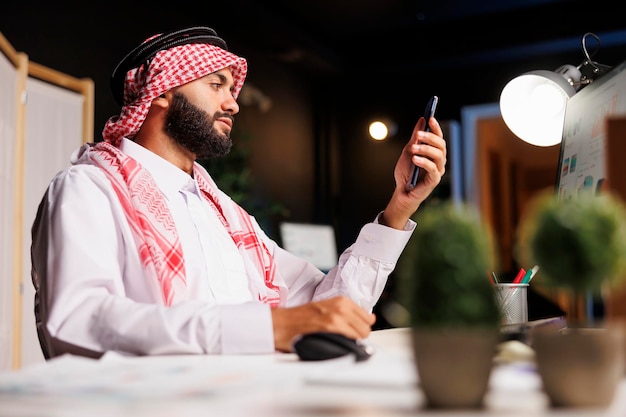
[164,92,233,160]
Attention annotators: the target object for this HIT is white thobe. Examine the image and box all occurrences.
[31,138,415,357]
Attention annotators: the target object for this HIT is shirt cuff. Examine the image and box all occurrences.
[220,302,274,354]
[353,219,415,261]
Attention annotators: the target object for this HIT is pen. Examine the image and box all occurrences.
[512,268,526,284]
[522,265,540,284]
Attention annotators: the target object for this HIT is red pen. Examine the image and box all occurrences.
[512,268,526,284]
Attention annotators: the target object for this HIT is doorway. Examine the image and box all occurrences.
[461,103,561,273]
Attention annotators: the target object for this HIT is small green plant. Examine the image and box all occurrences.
[516,190,626,295]
[396,201,501,328]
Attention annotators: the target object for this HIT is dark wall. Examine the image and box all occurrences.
[3,3,626,253]
[0,5,321,242]
[0,5,397,250]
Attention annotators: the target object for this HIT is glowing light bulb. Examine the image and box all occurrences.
[369,121,389,141]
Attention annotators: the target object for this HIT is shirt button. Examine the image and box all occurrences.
[364,233,374,242]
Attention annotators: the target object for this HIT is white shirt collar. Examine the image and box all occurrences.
[119,138,194,199]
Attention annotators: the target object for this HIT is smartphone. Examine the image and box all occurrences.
[406,95,439,191]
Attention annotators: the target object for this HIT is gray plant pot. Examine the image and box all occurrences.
[532,324,625,408]
[412,327,499,409]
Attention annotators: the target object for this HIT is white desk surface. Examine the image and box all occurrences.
[1,327,625,417]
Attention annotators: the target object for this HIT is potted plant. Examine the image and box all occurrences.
[515,189,626,407]
[396,201,502,409]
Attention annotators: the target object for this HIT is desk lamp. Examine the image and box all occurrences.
[499,32,611,147]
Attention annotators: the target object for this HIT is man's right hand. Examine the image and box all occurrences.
[271,296,376,352]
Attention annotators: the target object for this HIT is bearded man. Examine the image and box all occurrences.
[31,26,447,359]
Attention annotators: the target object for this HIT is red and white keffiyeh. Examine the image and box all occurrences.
[102,39,247,147]
[90,36,284,307]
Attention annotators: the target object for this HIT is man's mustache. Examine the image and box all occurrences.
[214,112,234,123]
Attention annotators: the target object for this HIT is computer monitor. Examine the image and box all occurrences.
[556,58,626,198]
[555,58,626,320]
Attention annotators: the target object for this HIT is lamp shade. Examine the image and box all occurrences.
[500,70,577,147]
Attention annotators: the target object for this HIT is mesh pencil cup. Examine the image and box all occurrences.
[493,283,528,325]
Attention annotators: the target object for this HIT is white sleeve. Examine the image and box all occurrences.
[254,215,415,311]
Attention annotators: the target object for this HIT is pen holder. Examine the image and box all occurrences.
[493,283,528,325]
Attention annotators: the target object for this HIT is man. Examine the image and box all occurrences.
[31,27,447,358]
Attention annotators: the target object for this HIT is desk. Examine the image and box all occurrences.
[1,327,625,417]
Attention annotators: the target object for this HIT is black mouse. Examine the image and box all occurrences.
[292,332,373,362]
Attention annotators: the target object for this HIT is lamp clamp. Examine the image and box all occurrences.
[571,32,613,89]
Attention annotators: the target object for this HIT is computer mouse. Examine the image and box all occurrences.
[292,332,374,362]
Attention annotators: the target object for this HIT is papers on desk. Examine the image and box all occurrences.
[6,328,622,417]
[0,347,418,402]
[0,348,417,401]
[0,352,305,400]
[0,325,541,402]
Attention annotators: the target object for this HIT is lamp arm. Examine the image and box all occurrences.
[576,32,613,87]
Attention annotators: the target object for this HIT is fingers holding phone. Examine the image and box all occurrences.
[406,95,439,191]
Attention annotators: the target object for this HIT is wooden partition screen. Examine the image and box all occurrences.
[0,31,28,372]
[0,31,94,370]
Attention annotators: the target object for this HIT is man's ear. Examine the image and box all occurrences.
[153,93,168,108]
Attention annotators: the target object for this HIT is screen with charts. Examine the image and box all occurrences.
[556,59,626,199]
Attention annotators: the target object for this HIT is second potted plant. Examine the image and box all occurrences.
[516,189,626,407]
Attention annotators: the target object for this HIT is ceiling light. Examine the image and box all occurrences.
[368,119,397,141]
